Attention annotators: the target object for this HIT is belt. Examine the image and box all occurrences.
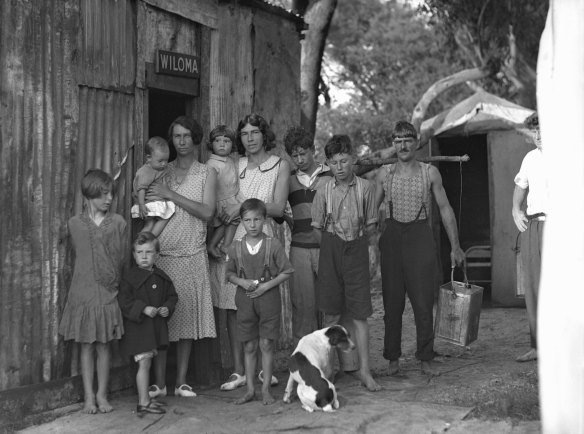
[527,212,546,221]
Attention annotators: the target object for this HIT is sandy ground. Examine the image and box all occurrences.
[18,276,540,433]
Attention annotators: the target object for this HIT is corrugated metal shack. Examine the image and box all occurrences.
[0,0,302,422]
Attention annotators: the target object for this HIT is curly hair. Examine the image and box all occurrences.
[235,113,276,155]
[283,126,314,155]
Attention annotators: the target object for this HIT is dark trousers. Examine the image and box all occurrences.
[379,219,437,361]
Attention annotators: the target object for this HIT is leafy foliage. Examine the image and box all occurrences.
[316,0,472,154]
[420,0,548,106]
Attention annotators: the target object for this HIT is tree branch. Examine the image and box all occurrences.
[411,67,490,137]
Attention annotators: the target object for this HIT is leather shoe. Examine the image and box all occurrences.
[175,384,197,397]
[137,401,166,414]
[148,385,167,398]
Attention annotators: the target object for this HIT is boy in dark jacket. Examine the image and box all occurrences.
[119,232,178,415]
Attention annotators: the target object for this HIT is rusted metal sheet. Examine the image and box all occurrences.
[0,0,301,396]
[75,86,135,218]
[78,0,137,90]
[0,0,80,390]
[209,4,254,130]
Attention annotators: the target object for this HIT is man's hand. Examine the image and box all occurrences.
[143,306,158,318]
[450,246,466,267]
[513,208,528,232]
[158,306,169,317]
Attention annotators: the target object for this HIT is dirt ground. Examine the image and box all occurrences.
[18,276,540,433]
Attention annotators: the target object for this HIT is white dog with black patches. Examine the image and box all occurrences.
[283,325,356,412]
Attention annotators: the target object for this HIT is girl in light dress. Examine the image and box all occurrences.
[59,169,127,414]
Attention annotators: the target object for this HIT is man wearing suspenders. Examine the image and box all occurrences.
[374,121,465,376]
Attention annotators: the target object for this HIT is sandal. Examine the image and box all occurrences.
[137,401,166,415]
[220,373,246,391]
[258,370,278,386]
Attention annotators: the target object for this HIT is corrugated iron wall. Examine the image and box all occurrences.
[0,0,80,389]
[0,0,137,390]
[0,0,301,392]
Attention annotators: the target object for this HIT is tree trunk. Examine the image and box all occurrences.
[300,0,338,137]
[411,67,490,143]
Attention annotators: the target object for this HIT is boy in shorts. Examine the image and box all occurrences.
[226,199,294,405]
[311,135,381,392]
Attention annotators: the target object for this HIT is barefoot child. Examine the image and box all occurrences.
[59,169,127,413]
[118,232,178,415]
[205,125,246,258]
[311,135,382,392]
[225,199,294,405]
[131,137,175,237]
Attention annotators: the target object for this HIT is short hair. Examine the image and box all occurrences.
[207,125,236,151]
[283,126,315,155]
[239,198,267,219]
[324,135,353,159]
[235,113,276,155]
[525,113,539,130]
[145,136,169,156]
[133,231,160,253]
[167,116,204,145]
[391,121,418,140]
[81,169,114,199]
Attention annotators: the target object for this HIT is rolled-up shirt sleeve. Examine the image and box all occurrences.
[311,187,327,230]
[363,180,378,226]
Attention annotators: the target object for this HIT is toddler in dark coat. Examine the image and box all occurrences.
[119,232,178,415]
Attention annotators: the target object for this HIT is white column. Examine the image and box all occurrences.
[538,1,584,433]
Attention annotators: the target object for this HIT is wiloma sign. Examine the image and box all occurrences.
[156,50,200,79]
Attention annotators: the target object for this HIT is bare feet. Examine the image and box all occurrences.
[355,369,381,391]
[516,348,537,362]
[388,360,400,376]
[421,360,440,376]
[261,389,276,405]
[234,391,255,405]
[82,397,98,415]
[96,395,114,413]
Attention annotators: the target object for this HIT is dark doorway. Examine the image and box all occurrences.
[148,90,191,161]
[436,134,491,298]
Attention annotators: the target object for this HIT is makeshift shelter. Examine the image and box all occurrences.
[421,91,535,307]
[0,0,302,424]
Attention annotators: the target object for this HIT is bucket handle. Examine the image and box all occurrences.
[449,263,470,296]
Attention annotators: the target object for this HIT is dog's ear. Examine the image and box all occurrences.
[325,325,346,346]
[316,387,335,408]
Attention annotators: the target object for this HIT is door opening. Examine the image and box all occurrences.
[436,134,491,300]
[148,90,192,162]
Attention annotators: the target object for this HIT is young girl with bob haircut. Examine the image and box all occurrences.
[59,169,127,414]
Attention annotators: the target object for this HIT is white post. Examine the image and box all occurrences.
[538,1,584,432]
